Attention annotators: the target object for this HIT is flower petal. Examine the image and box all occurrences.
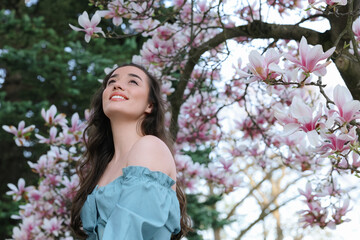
[69,24,83,32]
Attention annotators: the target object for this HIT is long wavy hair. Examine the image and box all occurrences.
[70,63,191,239]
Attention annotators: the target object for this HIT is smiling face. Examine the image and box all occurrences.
[102,66,153,122]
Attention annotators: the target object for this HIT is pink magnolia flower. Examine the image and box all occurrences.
[326,0,347,6]
[28,155,52,176]
[219,158,233,172]
[223,174,242,191]
[203,163,224,181]
[67,113,84,134]
[161,81,175,96]
[247,48,282,82]
[299,200,329,228]
[129,18,160,37]
[319,127,357,154]
[352,17,360,42]
[333,199,351,224]
[175,154,192,171]
[128,2,149,16]
[42,217,63,237]
[276,96,324,146]
[6,178,32,201]
[12,226,29,240]
[352,151,360,168]
[330,85,360,124]
[2,120,35,146]
[285,36,335,76]
[35,126,58,144]
[69,11,105,43]
[299,182,314,202]
[97,0,125,26]
[197,0,208,12]
[41,105,67,126]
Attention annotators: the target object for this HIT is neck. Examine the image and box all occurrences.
[110,118,143,165]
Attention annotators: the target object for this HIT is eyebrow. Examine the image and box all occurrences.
[109,73,143,81]
[128,73,143,81]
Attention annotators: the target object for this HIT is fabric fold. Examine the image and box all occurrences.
[80,165,181,240]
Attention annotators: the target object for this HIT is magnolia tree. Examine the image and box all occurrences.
[4,0,360,239]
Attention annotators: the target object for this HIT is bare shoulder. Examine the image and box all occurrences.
[126,135,176,180]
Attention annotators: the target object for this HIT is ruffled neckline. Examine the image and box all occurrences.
[94,165,176,191]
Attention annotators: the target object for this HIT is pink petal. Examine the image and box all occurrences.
[94,27,105,37]
[15,138,23,146]
[290,96,312,121]
[248,50,264,69]
[69,24,83,32]
[265,48,281,64]
[18,121,25,131]
[333,85,353,107]
[268,62,283,73]
[85,34,91,43]
[7,183,17,192]
[282,123,300,135]
[342,101,360,121]
[49,105,57,116]
[312,62,331,76]
[2,125,17,135]
[285,53,301,65]
[322,46,336,59]
[97,10,110,18]
[113,17,123,26]
[23,125,35,133]
[307,130,321,146]
[78,11,90,28]
[91,11,102,26]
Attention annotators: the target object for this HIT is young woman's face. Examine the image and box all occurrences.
[102,66,152,121]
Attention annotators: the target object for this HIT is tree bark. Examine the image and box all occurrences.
[327,0,360,100]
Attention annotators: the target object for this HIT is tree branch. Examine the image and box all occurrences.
[169,21,325,139]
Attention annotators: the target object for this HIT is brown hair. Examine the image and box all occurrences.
[70,63,191,239]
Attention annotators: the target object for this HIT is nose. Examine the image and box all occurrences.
[113,81,124,90]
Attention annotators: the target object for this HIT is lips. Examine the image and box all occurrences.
[110,92,129,101]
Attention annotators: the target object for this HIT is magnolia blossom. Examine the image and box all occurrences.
[330,85,360,124]
[319,127,357,155]
[353,17,360,42]
[299,182,315,202]
[42,217,63,237]
[2,121,35,146]
[7,178,33,201]
[129,18,160,36]
[275,96,324,146]
[41,105,67,126]
[246,48,282,82]
[69,11,105,43]
[285,36,335,76]
[326,0,347,5]
[333,200,351,224]
[35,126,58,144]
[97,0,125,26]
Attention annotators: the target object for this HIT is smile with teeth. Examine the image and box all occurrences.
[110,93,128,101]
[111,95,126,100]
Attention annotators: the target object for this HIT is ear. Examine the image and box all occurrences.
[145,103,153,114]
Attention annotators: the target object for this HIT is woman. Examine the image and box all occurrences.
[71,63,191,239]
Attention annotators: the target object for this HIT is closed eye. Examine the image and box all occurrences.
[129,80,138,85]
[107,79,116,86]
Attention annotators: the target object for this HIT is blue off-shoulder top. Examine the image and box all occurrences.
[80,166,181,240]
